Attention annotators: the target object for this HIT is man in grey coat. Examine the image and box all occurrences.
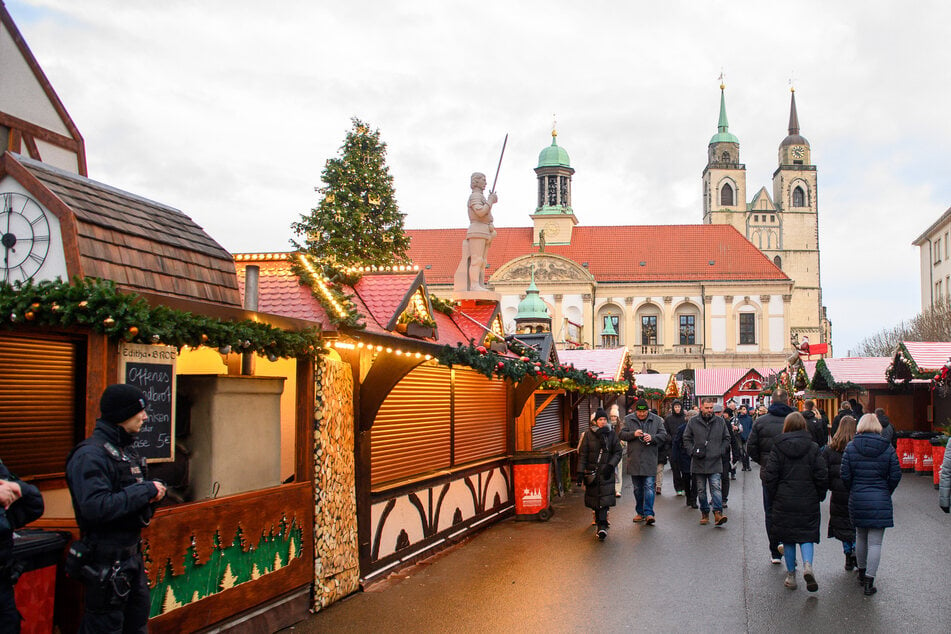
[684,397,731,526]
[619,398,667,525]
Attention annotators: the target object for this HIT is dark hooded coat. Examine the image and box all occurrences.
[822,445,855,543]
[577,424,622,510]
[760,430,828,543]
[841,432,901,528]
[747,402,795,464]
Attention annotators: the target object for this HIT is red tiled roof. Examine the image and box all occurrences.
[354,273,421,331]
[235,259,331,326]
[233,255,475,346]
[406,225,789,284]
[452,303,499,345]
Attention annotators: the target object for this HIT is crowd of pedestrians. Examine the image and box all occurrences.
[574,389,950,599]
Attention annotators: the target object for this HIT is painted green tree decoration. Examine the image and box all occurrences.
[292,118,411,269]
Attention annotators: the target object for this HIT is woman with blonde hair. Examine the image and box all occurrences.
[823,415,857,571]
[841,413,902,596]
[761,411,828,592]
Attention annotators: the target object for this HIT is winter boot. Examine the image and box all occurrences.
[845,553,856,571]
[863,576,877,596]
[857,568,866,584]
[714,510,728,526]
[784,570,797,589]
[597,528,607,541]
[803,562,818,592]
[700,512,709,525]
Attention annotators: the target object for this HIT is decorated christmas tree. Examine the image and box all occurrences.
[292,118,411,269]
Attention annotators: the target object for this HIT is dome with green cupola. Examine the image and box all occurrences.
[537,130,571,168]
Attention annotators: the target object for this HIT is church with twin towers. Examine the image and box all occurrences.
[410,84,832,372]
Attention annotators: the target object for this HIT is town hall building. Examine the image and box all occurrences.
[407,86,832,375]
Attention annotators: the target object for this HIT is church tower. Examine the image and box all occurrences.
[770,87,827,345]
[531,129,577,246]
[702,83,747,226]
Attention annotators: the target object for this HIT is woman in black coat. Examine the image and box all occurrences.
[841,413,902,596]
[577,408,622,541]
[822,415,857,571]
[761,412,828,592]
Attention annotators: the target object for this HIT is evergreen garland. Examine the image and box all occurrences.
[291,117,411,269]
[436,343,624,394]
[291,255,366,330]
[0,278,323,358]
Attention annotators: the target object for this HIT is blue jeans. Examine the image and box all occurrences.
[783,542,815,572]
[695,472,722,513]
[841,541,855,554]
[630,475,656,517]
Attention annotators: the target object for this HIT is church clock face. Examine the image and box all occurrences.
[1,192,51,283]
[791,146,805,159]
[544,221,560,238]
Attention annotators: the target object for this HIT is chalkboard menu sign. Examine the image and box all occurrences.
[118,343,177,462]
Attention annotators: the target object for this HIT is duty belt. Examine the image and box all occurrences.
[90,541,140,563]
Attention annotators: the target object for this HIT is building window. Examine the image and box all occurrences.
[537,178,544,207]
[792,186,805,207]
[773,255,782,269]
[720,183,734,206]
[679,315,695,345]
[739,312,756,345]
[560,176,569,207]
[770,215,776,222]
[937,280,943,302]
[721,151,730,163]
[936,238,942,263]
[641,315,657,346]
[547,176,557,206]
[946,232,949,259]
[753,215,759,222]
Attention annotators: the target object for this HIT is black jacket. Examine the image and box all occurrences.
[876,412,897,447]
[760,430,828,543]
[822,445,855,543]
[66,420,159,547]
[660,408,686,464]
[0,460,44,561]
[577,425,622,510]
[683,414,731,475]
[747,402,796,464]
[803,410,828,447]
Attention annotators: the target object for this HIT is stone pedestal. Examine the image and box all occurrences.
[179,375,285,499]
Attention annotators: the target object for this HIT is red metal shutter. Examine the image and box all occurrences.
[0,333,80,477]
[371,363,451,487]
[532,394,563,449]
[452,368,507,465]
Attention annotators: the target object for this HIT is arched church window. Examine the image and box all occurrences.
[547,176,557,206]
[792,186,805,208]
[720,183,734,206]
[773,255,782,269]
[721,151,730,163]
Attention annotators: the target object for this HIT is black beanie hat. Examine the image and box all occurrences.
[634,398,649,411]
[100,384,148,424]
[594,408,609,422]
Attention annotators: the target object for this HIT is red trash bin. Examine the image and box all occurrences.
[12,529,69,634]
[932,441,946,489]
[896,433,915,472]
[512,452,553,521]
[913,433,936,475]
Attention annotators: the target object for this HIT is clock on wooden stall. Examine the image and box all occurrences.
[1,192,51,283]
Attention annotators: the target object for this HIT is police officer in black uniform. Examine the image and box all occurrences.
[0,460,44,633]
[66,384,166,633]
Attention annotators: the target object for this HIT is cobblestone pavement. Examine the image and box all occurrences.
[287,464,951,633]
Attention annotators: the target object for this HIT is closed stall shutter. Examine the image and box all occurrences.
[372,363,451,487]
[532,393,563,450]
[577,398,592,441]
[453,368,508,465]
[0,333,81,477]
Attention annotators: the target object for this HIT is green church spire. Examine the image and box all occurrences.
[709,83,739,145]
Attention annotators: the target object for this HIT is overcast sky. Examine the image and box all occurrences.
[7,0,951,355]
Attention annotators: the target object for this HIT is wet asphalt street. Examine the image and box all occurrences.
[288,465,951,633]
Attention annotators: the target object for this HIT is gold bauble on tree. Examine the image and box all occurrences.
[128,326,139,336]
